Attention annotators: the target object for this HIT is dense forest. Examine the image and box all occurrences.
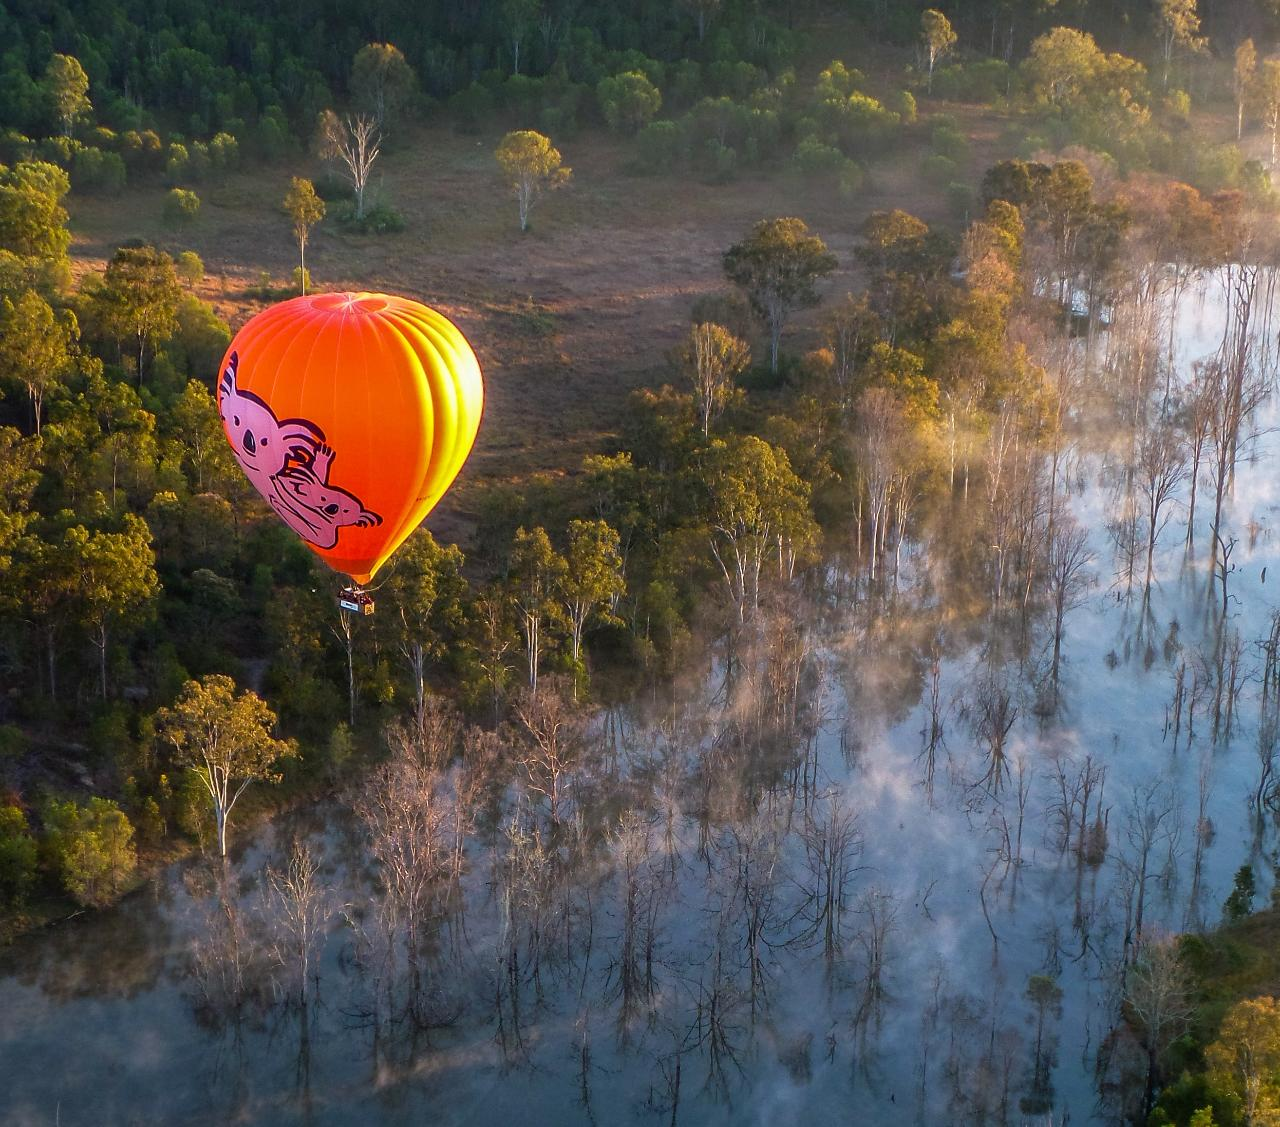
[7,1,1280,1124]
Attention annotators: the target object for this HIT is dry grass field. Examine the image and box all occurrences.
[64,105,1008,538]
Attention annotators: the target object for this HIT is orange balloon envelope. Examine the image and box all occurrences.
[217,292,483,584]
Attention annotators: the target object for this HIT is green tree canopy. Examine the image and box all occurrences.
[43,797,136,907]
[283,176,325,293]
[94,243,182,383]
[1206,996,1280,1124]
[495,130,571,232]
[723,217,837,372]
[560,518,625,682]
[64,513,160,697]
[155,674,297,857]
[509,525,568,693]
[0,288,76,434]
[379,528,469,720]
[921,10,957,92]
[0,161,71,266]
[350,43,417,131]
[597,71,662,134]
[679,321,750,436]
[0,806,37,907]
[43,54,91,137]
[702,434,817,620]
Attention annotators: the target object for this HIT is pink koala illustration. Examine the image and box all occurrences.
[218,351,381,549]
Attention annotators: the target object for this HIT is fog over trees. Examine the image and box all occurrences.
[8,0,1280,1124]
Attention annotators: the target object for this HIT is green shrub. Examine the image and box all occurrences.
[0,724,26,759]
[449,82,496,133]
[597,71,662,134]
[164,188,201,226]
[947,181,975,218]
[0,129,35,165]
[42,797,137,908]
[37,135,78,166]
[120,129,163,172]
[313,170,349,201]
[636,120,683,172]
[921,153,957,185]
[931,124,969,162]
[175,250,204,286]
[291,266,312,293]
[838,160,866,198]
[165,142,189,185]
[253,107,292,155]
[71,145,126,194]
[932,59,1014,104]
[1224,865,1256,922]
[669,59,703,110]
[1164,89,1192,121]
[888,89,917,124]
[791,136,845,176]
[702,138,737,183]
[336,200,405,234]
[0,806,37,906]
[209,131,240,171]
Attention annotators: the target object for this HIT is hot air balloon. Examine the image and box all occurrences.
[217,292,483,613]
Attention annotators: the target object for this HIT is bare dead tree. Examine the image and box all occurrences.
[329,604,359,726]
[1045,516,1096,694]
[1204,350,1268,555]
[1117,783,1180,962]
[316,110,381,220]
[716,810,787,1027]
[1211,626,1245,743]
[1254,701,1279,821]
[187,867,269,1030]
[971,671,1019,793]
[852,388,915,583]
[493,801,553,1060]
[1262,610,1280,710]
[607,811,666,1043]
[1123,934,1194,1120]
[1213,532,1238,622]
[796,795,862,970]
[1048,754,1109,865]
[919,631,948,803]
[508,677,592,828]
[1182,363,1215,552]
[851,885,898,1036]
[820,293,878,414]
[1134,420,1188,592]
[266,841,333,1010]
[384,695,460,773]
[682,945,746,1101]
[353,742,457,1029]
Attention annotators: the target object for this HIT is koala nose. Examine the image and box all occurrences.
[324,503,340,516]
[242,432,257,455]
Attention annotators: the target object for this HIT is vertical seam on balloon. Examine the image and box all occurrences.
[357,306,374,578]
[262,297,314,418]
[384,309,434,559]
[419,309,469,494]
[402,313,453,500]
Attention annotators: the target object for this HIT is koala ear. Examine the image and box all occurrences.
[219,351,238,402]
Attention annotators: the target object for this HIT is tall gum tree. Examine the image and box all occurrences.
[723,217,837,373]
[494,130,570,232]
[283,177,324,294]
[920,10,957,93]
[156,674,297,858]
